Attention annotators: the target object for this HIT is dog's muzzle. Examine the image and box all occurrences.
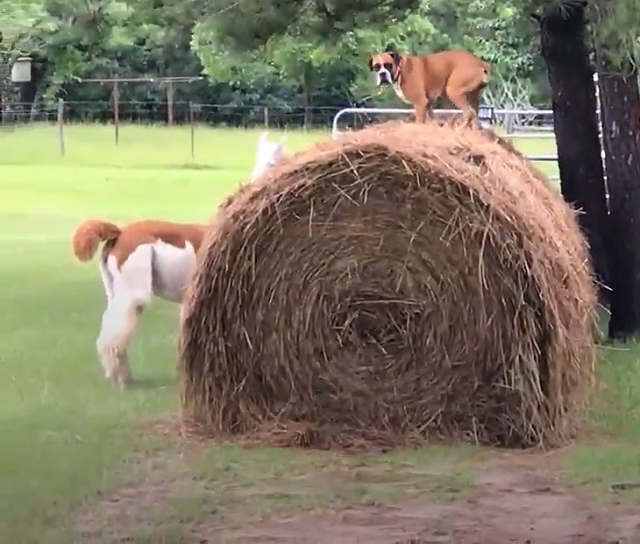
[376,69,392,86]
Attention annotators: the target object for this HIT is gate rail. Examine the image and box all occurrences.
[331,74,606,184]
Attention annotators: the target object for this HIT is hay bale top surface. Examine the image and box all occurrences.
[217,121,582,268]
[180,120,597,450]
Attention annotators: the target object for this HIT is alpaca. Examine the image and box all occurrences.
[251,131,286,182]
[72,134,285,387]
[72,219,207,388]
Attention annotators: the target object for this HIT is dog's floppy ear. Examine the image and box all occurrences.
[368,57,374,71]
[384,43,401,65]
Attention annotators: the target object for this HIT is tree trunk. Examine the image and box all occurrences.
[596,63,640,340]
[532,2,610,299]
[18,81,39,124]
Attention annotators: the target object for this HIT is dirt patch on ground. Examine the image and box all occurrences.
[214,463,640,543]
[72,443,640,544]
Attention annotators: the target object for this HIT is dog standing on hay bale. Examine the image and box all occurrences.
[179,120,598,450]
[368,46,491,126]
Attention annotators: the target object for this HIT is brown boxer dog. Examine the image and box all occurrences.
[368,47,491,126]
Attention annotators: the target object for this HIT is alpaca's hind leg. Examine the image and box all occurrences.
[96,245,153,388]
[98,256,114,304]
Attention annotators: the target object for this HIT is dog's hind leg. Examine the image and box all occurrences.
[461,92,482,129]
[96,244,153,388]
[447,70,487,128]
[466,90,481,116]
[447,89,477,127]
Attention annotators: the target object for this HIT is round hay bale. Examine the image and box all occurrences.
[178,120,598,450]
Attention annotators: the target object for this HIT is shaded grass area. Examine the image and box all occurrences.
[562,342,640,504]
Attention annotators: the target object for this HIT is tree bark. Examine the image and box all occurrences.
[532,1,610,299]
[596,62,640,339]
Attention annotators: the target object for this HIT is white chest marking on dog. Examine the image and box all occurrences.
[393,82,411,105]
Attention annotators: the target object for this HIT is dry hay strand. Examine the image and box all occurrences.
[178,120,598,450]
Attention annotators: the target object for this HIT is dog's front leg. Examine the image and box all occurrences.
[414,101,429,123]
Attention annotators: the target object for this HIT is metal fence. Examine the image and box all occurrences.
[1,99,570,180]
[0,99,346,129]
[331,106,561,180]
[1,99,560,132]
[330,73,607,184]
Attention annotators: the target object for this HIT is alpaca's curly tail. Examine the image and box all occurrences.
[72,219,121,262]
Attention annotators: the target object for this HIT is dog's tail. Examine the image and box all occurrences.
[480,61,492,86]
[72,219,121,262]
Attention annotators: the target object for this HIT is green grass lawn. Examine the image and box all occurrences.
[0,122,637,542]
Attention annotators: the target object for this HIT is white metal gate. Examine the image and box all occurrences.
[331,107,559,178]
[330,74,606,185]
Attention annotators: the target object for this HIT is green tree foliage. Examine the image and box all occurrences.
[0,0,44,45]
[198,0,421,53]
[191,0,542,110]
[5,0,211,104]
[0,0,585,116]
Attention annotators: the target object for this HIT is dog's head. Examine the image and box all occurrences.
[368,47,402,86]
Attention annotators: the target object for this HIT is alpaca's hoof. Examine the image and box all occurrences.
[117,373,132,389]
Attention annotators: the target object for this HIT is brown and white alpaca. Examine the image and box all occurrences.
[72,219,207,388]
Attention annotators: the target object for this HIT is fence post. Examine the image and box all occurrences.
[504,112,514,136]
[167,82,175,125]
[112,81,120,145]
[189,101,195,160]
[263,106,269,128]
[57,98,65,157]
[303,107,311,131]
